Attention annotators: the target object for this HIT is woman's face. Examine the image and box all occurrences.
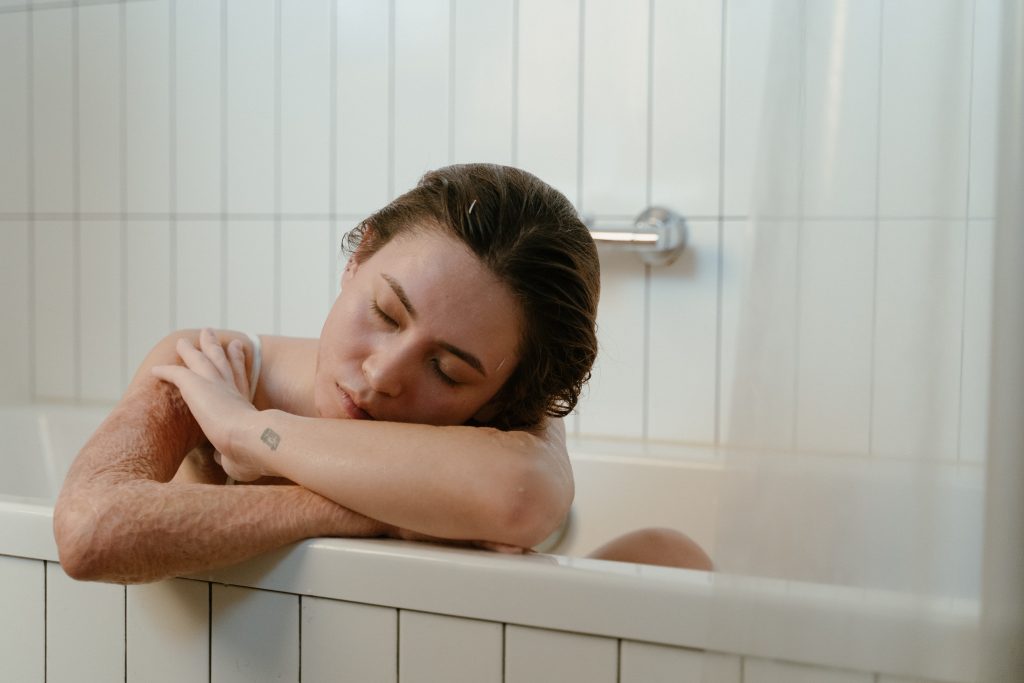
[314,229,523,426]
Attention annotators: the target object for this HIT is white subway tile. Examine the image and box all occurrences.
[175,0,222,214]
[77,3,121,214]
[878,0,972,218]
[280,220,332,338]
[719,218,798,450]
[647,219,719,443]
[0,222,31,402]
[399,611,502,683]
[802,0,880,218]
[722,0,774,217]
[744,657,872,683]
[872,220,964,460]
[620,642,740,683]
[968,0,1001,219]
[126,579,209,683]
[516,0,579,206]
[211,585,299,683]
[960,219,993,463]
[32,7,74,213]
[79,220,122,401]
[33,221,76,399]
[651,0,722,218]
[505,625,617,683]
[0,12,29,214]
[576,249,645,439]
[125,0,171,215]
[226,0,275,214]
[0,557,44,683]
[175,220,223,329]
[393,0,450,195]
[123,220,172,383]
[226,220,276,333]
[452,0,514,165]
[796,220,874,455]
[280,0,332,215]
[336,0,390,215]
[302,598,397,683]
[46,563,125,683]
[580,0,648,215]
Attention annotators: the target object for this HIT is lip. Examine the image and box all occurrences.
[336,383,373,420]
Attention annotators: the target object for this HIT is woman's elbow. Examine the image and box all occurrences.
[500,469,571,550]
[53,492,128,583]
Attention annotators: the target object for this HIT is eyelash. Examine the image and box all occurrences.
[370,301,398,327]
[370,301,459,387]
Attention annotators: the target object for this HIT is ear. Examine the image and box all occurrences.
[342,255,360,283]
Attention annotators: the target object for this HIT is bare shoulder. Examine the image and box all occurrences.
[249,334,319,416]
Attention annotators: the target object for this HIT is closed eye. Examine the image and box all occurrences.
[431,359,459,386]
[370,301,398,327]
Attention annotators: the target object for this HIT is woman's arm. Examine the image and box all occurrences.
[53,330,388,584]
[233,410,572,549]
[153,329,574,550]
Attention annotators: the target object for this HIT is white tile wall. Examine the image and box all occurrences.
[745,657,873,683]
[211,584,300,683]
[77,2,120,215]
[620,641,741,683]
[46,562,125,683]
[0,223,31,402]
[0,0,1001,469]
[126,579,209,683]
[399,611,504,683]
[505,624,618,683]
[0,11,29,214]
[0,556,44,683]
[124,0,171,215]
[280,0,332,216]
[32,6,75,214]
[226,0,275,215]
[302,598,398,683]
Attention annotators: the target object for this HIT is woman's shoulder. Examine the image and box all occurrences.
[240,333,319,416]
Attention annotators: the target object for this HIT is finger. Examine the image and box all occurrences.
[227,339,251,398]
[150,364,191,387]
[175,337,223,382]
[198,327,234,383]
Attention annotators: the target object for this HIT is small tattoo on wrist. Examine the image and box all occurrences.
[260,428,281,451]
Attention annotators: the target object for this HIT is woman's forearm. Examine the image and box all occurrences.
[234,410,572,548]
[54,479,387,584]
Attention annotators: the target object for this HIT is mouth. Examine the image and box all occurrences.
[336,383,373,420]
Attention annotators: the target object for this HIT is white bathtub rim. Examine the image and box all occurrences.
[0,499,977,683]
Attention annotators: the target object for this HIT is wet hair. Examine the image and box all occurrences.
[342,163,600,430]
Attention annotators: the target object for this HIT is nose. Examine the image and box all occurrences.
[361,341,405,397]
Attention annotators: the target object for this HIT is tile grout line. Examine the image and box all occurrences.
[642,0,654,442]
[220,0,228,330]
[448,0,455,164]
[28,5,37,402]
[510,0,518,166]
[387,0,394,200]
[274,0,282,334]
[73,0,81,402]
[329,0,338,306]
[956,0,979,464]
[714,0,727,447]
[867,1,885,458]
[169,0,177,330]
[119,0,127,392]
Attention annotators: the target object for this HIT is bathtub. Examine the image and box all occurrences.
[0,404,980,683]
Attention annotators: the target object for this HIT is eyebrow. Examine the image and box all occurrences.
[380,273,488,377]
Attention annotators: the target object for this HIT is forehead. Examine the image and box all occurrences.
[361,231,523,367]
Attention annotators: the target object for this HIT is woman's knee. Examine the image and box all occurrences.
[586,527,713,571]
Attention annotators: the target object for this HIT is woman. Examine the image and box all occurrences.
[54,164,710,584]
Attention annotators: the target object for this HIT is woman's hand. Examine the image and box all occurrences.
[151,328,265,482]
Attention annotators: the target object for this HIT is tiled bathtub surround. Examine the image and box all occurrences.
[0,0,1000,463]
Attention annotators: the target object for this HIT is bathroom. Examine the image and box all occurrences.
[1,0,1021,681]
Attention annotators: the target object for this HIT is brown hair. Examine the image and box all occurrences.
[342,163,600,430]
